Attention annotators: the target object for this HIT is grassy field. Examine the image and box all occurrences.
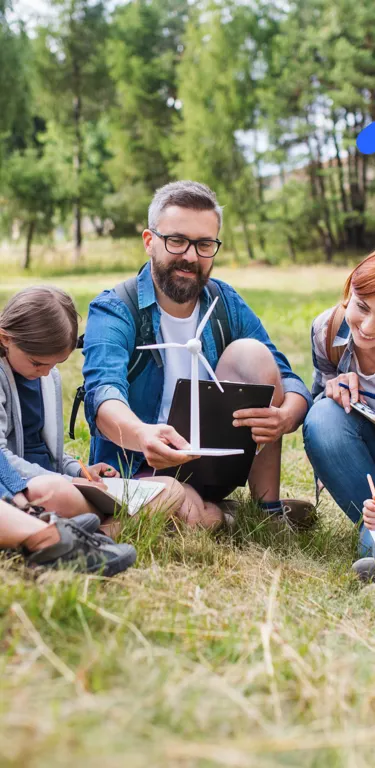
[2,265,375,768]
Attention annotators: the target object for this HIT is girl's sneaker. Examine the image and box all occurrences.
[352,557,375,583]
[22,516,136,576]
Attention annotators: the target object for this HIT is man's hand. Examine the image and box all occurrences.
[80,463,120,483]
[363,498,375,530]
[325,372,364,413]
[233,405,292,444]
[135,423,198,469]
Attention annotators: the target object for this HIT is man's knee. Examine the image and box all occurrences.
[216,338,280,386]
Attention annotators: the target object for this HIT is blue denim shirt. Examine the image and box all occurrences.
[83,262,312,474]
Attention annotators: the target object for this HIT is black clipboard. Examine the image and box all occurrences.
[156,379,274,489]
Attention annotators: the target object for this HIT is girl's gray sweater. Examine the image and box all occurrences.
[0,358,81,480]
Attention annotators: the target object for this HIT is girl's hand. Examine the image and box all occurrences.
[12,492,30,510]
[72,477,107,490]
[84,463,120,482]
[325,372,363,413]
[363,498,375,530]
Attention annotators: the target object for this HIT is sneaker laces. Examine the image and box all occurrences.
[280,503,295,531]
[56,516,102,549]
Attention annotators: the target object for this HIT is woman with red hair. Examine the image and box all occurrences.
[304,252,375,576]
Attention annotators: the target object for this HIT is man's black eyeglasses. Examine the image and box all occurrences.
[150,228,222,259]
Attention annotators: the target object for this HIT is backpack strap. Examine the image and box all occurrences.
[325,304,347,367]
[206,279,232,358]
[114,277,162,382]
[69,275,162,439]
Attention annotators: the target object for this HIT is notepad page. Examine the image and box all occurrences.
[104,478,166,516]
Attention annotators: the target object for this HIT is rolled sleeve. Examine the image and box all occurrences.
[85,384,129,439]
[282,376,313,409]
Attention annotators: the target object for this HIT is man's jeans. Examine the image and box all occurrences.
[303,397,375,557]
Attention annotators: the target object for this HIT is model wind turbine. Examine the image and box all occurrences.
[137,297,244,457]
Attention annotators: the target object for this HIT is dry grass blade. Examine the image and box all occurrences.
[166,727,375,760]
[10,602,76,684]
[260,568,282,722]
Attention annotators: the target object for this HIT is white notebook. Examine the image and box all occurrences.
[77,477,166,517]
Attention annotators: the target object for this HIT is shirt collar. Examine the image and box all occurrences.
[137,262,156,309]
[333,315,351,347]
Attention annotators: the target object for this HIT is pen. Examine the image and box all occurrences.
[339,382,375,400]
[76,457,94,482]
[367,473,375,499]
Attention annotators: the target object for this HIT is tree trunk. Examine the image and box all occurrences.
[72,60,83,263]
[256,158,267,252]
[22,220,34,270]
[224,218,239,261]
[315,137,337,251]
[280,165,297,262]
[241,216,255,260]
[91,216,104,236]
[362,152,368,213]
[332,126,349,247]
[308,141,335,261]
[328,157,344,248]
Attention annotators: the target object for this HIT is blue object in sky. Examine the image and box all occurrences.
[356,122,375,154]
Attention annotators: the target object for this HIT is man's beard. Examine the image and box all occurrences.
[151,253,213,304]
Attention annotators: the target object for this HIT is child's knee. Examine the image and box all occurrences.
[177,485,224,529]
[27,475,60,505]
[152,475,186,514]
[200,502,224,529]
[26,475,77,514]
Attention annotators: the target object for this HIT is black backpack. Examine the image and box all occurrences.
[69,272,232,439]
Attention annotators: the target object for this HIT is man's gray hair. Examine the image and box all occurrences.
[148,180,223,230]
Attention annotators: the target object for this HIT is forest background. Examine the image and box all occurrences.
[1,0,374,271]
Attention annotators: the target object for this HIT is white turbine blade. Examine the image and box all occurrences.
[195,296,219,339]
[198,352,224,392]
[136,342,184,350]
[190,352,200,451]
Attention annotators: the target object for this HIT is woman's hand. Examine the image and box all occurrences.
[325,372,363,413]
[363,498,375,530]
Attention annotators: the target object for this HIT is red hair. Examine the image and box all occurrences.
[343,251,375,306]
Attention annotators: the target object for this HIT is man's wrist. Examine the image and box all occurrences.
[133,422,146,451]
[277,403,294,435]
[279,393,307,433]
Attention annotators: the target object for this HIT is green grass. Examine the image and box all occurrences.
[2,265,374,768]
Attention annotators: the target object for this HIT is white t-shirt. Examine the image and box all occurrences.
[157,302,209,424]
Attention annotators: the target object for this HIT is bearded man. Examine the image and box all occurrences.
[83,180,314,528]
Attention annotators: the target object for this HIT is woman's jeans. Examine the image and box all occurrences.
[303,397,375,557]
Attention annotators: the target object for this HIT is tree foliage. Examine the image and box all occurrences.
[1,0,375,267]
